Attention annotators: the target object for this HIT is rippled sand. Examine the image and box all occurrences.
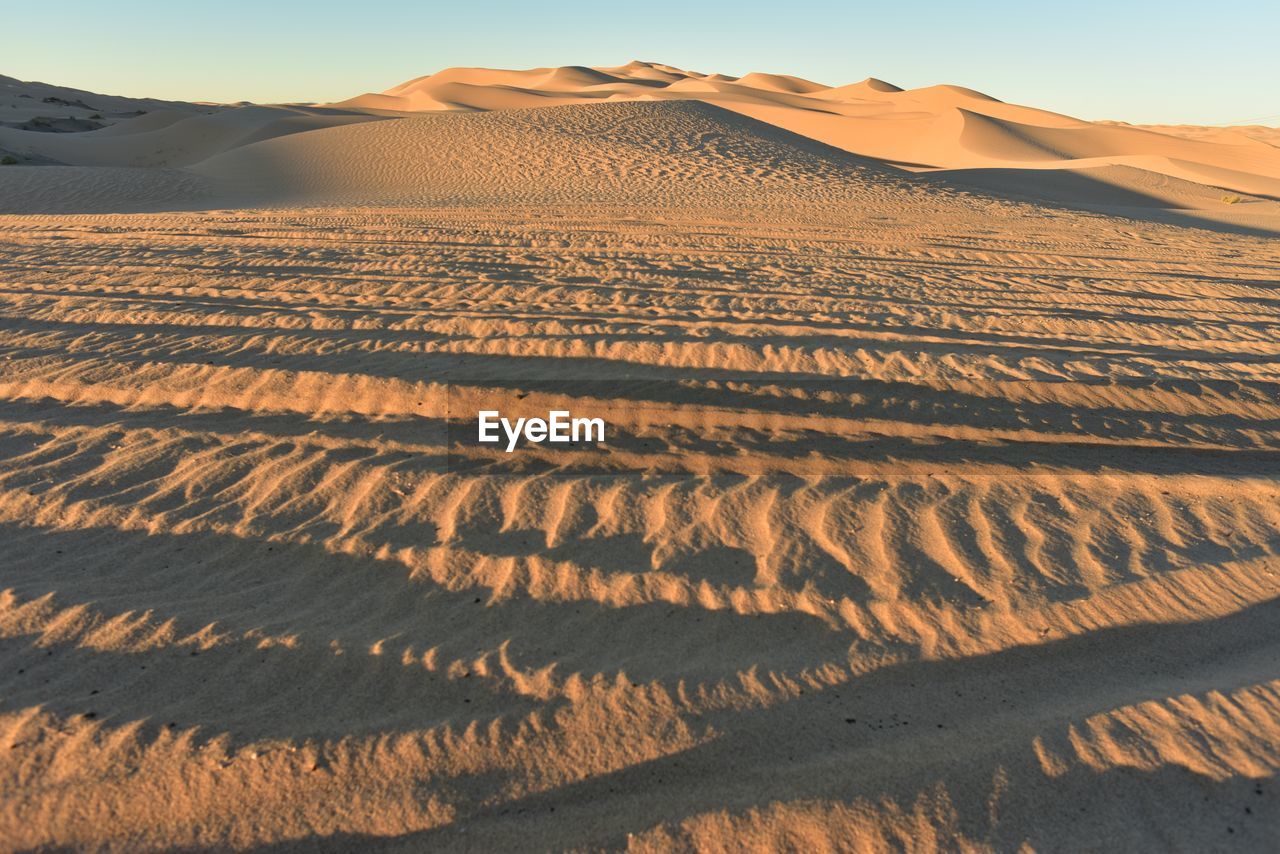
[1,80,1279,850]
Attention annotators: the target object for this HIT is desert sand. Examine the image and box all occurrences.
[0,63,1279,851]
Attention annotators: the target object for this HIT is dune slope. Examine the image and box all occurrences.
[193,100,914,208]
[336,61,1280,199]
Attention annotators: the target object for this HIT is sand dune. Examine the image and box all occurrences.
[1,105,382,171]
[191,101,918,208]
[2,62,1276,233]
[0,73,208,131]
[336,61,1280,199]
[0,64,1279,850]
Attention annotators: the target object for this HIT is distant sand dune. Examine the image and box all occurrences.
[2,61,1276,232]
[331,61,1280,200]
[191,101,916,208]
[2,61,1280,229]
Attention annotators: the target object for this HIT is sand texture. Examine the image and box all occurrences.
[0,64,1279,851]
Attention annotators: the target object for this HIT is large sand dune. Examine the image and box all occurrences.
[192,101,918,207]
[0,64,1278,851]
[2,62,1278,229]
[337,61,1280,199]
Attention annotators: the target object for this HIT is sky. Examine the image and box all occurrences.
[5,1,1277,125]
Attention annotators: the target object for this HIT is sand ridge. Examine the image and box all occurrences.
[0,198,1278,848]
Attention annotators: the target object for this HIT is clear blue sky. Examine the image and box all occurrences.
[5,1,1277,125]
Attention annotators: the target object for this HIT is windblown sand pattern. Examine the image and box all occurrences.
[0,66,1279,850]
